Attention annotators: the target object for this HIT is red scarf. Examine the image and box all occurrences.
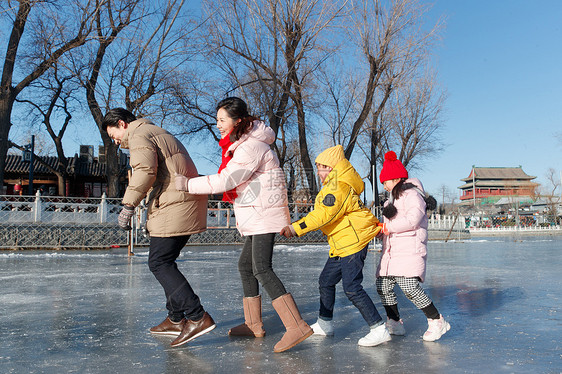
[218,134,238,203]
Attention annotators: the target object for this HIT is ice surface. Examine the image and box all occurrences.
[1,237,561,373]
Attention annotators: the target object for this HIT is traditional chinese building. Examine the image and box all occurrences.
[458,166,539,205]
[3,154,108,197]
[3,146,129,197]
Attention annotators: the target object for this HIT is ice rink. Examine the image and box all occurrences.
[1,236,560,373]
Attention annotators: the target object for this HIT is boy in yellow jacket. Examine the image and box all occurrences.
[280,145,390,347]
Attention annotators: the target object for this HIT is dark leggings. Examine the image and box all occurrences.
[148,235,204,321]
[238,233,287,300]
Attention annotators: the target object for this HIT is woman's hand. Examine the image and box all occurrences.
[175,173,190,192]
[280,225,296,238]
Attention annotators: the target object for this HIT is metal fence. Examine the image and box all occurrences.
[0,193,324,249]
[10,193,562,249]
[463,213,559,229]
[4,193,559,249]
[0,193,126,249]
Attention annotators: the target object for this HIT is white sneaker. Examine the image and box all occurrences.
[423,315,450,342]
[311,319,334,336]
[386,318,405,336]
[358,324,391,347]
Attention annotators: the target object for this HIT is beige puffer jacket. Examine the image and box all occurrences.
[120,118,207,237]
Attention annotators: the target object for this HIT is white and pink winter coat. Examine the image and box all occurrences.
[188,120,290,236]
[376,178,429,282]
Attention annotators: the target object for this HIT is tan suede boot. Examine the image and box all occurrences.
[228,295,266,337]
[271,293,313,353]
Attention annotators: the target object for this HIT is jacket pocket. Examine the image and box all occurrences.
[147,185,163,217]
[395,231,416,237]
[389,231,418,254]
[328,217,359,251]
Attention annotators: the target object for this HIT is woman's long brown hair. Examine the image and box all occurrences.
[216,97,258,142]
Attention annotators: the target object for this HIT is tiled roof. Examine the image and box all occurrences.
[4,155,106,177]
[69,157,106,177]
[494,196,536,205]
[458,180,540,189]
[461,167,536,182]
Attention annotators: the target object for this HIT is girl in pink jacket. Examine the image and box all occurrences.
[175,97,312,352]
[376,151,450,342]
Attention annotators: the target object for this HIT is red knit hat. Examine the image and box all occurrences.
[379,151,408,183]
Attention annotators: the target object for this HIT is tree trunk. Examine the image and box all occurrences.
[287,161,295,204]
[0,93,15,188]
[370,128,380,207]
[57,173,66,197]
[105,141,121,197]
[0,0,92,188]
[268,86,292,166]
[291,72,317,196]
[345,56,378,159]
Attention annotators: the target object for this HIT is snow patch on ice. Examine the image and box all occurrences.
[274,244,326,252]
[0,252,116,258]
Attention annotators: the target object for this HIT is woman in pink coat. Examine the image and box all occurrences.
[376,151,450,342]
[175,97,312,352]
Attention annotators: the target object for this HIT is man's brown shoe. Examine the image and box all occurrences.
[170,312,216,347]
[149,317,186,336]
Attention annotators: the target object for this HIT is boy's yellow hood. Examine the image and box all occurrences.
[322,158,364,195]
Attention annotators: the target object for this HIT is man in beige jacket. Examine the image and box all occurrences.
[103,108,214,347]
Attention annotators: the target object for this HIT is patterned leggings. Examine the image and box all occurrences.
[376,276,433,310]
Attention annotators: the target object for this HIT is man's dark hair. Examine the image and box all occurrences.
[102,108,137,132]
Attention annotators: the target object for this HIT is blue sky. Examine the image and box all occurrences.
[416,0,562,199]
[185,0,562,201]
[14,0,560,201]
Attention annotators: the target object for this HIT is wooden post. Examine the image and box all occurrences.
[127,168,134,256]
[445,212,459,243]
[128,228,134,256]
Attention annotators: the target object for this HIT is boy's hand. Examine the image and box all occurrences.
[175,173,190,191]
[374,225,383,238]
[280,225,296,238]
[378,222,389,235]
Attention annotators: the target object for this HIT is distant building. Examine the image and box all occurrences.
[458,166,539,205]
[3,145,128,197]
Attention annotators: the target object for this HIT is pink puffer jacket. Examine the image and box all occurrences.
[188,120,290,236]
[376,178,428,282]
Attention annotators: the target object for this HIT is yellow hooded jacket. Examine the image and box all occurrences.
[292,158,381,257]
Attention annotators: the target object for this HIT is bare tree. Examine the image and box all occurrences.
[1,0,448,202]
[193,0,344,196]
[165,73,221,143]
[313,0,444,205]
[542,168,561,224]
[15,64,79,195]
[314,63,360,147]
[380,71,446,169]
[73,0,194,197]
[283,0,348,195]
[74,0,140,197]
[0,0,97,188]
[436,183,454,214]
[343,0,442,159]
[195,0,297,157]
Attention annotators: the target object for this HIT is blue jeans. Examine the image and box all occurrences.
[148,235,204,321]
[318,246,382,327]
